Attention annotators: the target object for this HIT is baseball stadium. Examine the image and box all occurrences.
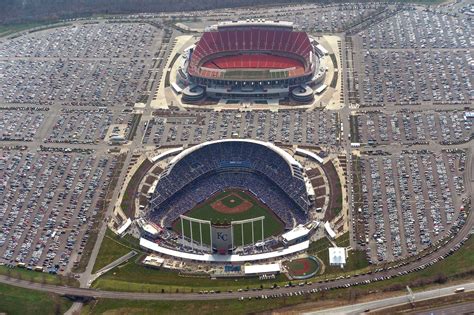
[134,139,323,264]
[177,20,327,103]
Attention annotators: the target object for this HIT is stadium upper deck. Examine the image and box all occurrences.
[186,20,315,82]
[149,140,314,225]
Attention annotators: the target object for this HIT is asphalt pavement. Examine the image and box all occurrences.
[305,282,474,315]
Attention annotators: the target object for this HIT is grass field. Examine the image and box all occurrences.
[173,189,284,246]
[88,236,474,314]
[91,232,473,297]
[0,265,78,287]
[81,296,301,315]
[307,233,370,276]
[93,256,288,292]
[92,229,138,273]
[0,22,47,37]
[0,282,72,315]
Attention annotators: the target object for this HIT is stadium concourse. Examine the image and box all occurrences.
[177,20,328,103]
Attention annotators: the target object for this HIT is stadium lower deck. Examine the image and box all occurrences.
[150,170,307,229]
[202,54,304,72]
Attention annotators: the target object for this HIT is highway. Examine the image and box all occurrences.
[306,282,474,314]
[415,301,474,315]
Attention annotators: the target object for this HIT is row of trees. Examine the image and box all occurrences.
[1,0,361,24]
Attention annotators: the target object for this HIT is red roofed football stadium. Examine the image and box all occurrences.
[178,20,327,103]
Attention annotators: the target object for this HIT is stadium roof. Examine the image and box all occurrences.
[324,221,336,239]
[295,148,324,164]
[166,139,303,177]
[212,20,294,31]
[117,218,132,235]
[140,238,309,262]
[244,263,281,275]
[150,147,183,163]
[281,224,310,242]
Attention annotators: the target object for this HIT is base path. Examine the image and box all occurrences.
[211,193,253,214]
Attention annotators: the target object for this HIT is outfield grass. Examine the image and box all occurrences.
[92,229,136,273]
[173,190,284,246]
[0,282,72,315]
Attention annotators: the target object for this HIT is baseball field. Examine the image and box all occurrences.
[172,189,285,246]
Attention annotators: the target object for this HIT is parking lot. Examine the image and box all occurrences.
[353,9,473,106]
[0,22,164,105]
[0,107,47,141]
[0,21,170,275]
[143,110,339,147]
[0,149,116,273]
[44,108,113,144]
[353,150,468,263]
[173,3,384,33]
[354,110,472,145]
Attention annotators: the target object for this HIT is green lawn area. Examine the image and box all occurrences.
[0,21,73,38]
[82,296,305,315]
[0,282,72,315]
[0,265,78,287]
[92,221,473,295]
[173,190,284,246]
[0,22,46,37]
[93,257,288,293]
[308,233,369,276]
[86,235,474,314]
[92,229,137,273]
[335,232,350,247]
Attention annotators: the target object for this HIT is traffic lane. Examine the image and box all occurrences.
[306,283,474,315]
[414,301,474,315]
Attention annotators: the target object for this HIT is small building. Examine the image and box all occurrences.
[282,225,311,246]
[329,247,346,268]
[142,255,165,269]
[136,218,161,239]
[244,263,280,276]
[116,218,132,236]
[324,221,336,239]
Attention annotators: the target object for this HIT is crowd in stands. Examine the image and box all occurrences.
[150,171,306,229]
[189,27,312,76]
[202,54,303,70]
[150,141,310,228]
